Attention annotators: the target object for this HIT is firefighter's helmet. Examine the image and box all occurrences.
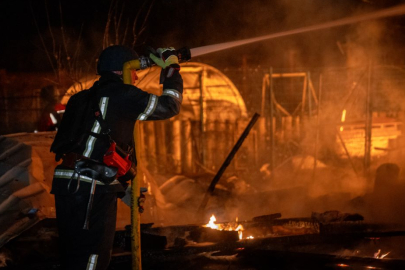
[97,45,139,74]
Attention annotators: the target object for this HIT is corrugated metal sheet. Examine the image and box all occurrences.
[0,133,56,248]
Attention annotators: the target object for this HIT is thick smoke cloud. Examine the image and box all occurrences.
[144,0,405,227]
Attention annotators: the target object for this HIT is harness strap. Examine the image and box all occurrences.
[54,169,120,186]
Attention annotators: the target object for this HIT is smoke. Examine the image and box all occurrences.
[138,1,405,228]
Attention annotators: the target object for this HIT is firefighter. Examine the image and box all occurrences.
[50,45,183,270]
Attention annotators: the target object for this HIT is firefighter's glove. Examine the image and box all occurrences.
[149,47,179,69]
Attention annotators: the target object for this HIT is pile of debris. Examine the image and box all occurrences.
[108,211,405,270]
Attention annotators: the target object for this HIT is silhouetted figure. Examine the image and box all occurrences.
[37,85,65,131]
[369,163,405,224]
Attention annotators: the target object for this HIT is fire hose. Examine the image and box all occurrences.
[123,48,192,270]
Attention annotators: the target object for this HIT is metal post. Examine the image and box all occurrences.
[269,68,275,173]
[132,123,142,270]
[199,68,206,166]
[364,63,372,177]
[312,74,322,180]
[261,75,269,116]
[307,72,312,117]
[301,75,307,115]
[338,130,359,176]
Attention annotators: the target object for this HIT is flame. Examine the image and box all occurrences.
[373,249,390,259]
[238,230,243,240]
[340,109,347,132]
[380,251,390,259]
[205,215,219,229]
[341,109,347,122]
[203,214,252,240]
[336,263,349,267]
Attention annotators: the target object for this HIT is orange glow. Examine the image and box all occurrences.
[336,116,402,158]
[203,214,249,240]
[341,109,347,122]
[340,109,346,132]
[336,264,349,267]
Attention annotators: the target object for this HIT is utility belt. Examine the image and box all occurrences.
[61,146,137,186]
[59,151,130,231]
[54,168,120,186]
[61,153,118,186]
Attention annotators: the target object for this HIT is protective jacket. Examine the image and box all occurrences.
[51,70,183,196]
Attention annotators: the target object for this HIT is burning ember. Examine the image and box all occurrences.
[373,249,390,259]
[203,214,251,240]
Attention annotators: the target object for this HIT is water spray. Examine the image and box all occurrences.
[129,3,405,73]
[190,3,405,57]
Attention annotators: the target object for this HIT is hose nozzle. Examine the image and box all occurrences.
[123,46,192,84]
[145,46,191,69]
[175,47,192,63]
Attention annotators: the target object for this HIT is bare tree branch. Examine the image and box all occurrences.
[103,0,115,48]
[30,0,57,79]
[138,0,155,38]
[132,0,154,47]
[59,0,72,74]
[73,23,84,75]
[44,0,57,63]
[121,19,129,45]
[115,2,125,44]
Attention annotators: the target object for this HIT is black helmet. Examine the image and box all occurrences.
[97,45,139,74]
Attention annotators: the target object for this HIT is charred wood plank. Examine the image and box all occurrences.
[252,213,282,222]
[189,227,239,243]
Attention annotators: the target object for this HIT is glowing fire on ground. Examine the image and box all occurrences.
[205,215,219,230]
[203,214,253,240]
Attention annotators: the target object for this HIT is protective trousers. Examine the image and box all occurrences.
[54,190,117,270]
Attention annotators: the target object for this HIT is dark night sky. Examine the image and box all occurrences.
[1,0,405,72]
